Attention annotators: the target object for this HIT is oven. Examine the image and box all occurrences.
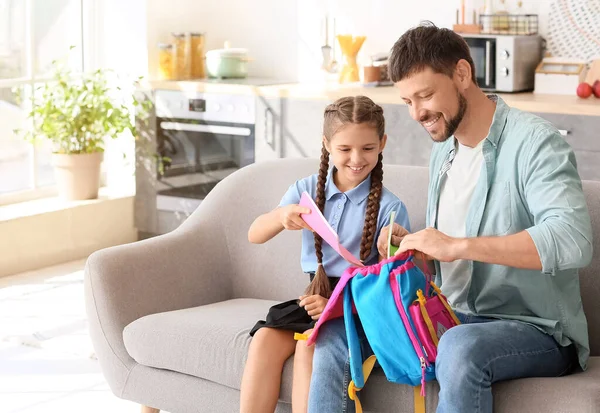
[154,90,255,214]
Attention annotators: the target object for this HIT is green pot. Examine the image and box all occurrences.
[205,47,249,79]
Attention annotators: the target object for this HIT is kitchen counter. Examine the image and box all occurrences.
[145,79,600,117]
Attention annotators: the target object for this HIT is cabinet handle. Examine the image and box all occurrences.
[558,129,570,136]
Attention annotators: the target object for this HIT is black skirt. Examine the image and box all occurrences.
[249,274,340,337]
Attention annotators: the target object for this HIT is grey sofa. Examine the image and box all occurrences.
[85,158,600,413]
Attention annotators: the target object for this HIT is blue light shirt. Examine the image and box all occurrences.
[279,167,410,278]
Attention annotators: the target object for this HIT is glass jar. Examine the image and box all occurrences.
[190,32,206,79]
[172,32,189,80]
[157,43,175,80]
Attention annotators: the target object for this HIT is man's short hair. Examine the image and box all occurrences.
[389,21,477,84]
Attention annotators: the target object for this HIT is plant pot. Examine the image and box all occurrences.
[205,47,250,79]
[51,152,104,201]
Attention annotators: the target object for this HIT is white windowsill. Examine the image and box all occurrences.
[0,186,135,222]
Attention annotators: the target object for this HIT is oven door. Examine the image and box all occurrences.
[464,37,496,91]
[155,118,255,213]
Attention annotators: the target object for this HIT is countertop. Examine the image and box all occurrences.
[144,79,600,117]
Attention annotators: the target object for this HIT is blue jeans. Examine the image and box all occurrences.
[307,313,576,413]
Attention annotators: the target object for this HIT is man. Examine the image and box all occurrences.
[307,22,593,413]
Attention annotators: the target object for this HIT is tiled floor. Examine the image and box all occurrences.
[0,259,142,413]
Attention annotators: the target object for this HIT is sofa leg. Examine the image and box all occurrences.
[141,406,159,413]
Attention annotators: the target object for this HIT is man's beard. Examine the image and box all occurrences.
[423,90,467,142]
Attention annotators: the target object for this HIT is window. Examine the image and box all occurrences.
[0,0,92,203]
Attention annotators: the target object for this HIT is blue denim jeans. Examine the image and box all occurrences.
[307,312,576,413]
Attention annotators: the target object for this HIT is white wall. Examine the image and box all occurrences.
[146,0,299,81]
[146,0,554,82]
[95,0,148,77]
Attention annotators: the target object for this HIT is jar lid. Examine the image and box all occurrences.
[158,43,173,49]
[171,32,186,38]
[190,32,205,37]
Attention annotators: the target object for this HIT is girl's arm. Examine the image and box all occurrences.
[248,204,312,244]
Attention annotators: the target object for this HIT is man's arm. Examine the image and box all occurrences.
[520,128,593,274]
[456,230,541,270]
[396,227,541,270]
[397,128,593,273]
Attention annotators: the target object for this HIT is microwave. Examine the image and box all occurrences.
[461,34,544,93]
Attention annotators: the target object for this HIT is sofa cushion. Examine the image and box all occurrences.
[123,298,278,390]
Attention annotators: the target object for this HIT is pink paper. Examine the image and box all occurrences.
[299,191,364,267]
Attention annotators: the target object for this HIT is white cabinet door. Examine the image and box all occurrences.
[254,97,282,163]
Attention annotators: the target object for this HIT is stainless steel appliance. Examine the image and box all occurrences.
[461,34,544,92]
[154,90,255,214]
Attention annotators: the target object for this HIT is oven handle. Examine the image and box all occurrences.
[159,122,252,136]
[485,40,491,87]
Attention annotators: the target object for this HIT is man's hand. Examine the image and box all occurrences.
[278,205,313,231]
[299,294,329,320]
[395,227,462,262]
[377,223,410,259]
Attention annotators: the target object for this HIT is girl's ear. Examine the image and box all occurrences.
[322,135,331,152]
[379,134,388,153]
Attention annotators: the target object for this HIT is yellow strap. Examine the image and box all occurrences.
[348,355,377,413]
[417,289,439,346]
[430,282,462,326]
[414,386,426,413]
[294,332,309,341]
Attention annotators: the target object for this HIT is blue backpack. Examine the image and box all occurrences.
[304,252,442,413]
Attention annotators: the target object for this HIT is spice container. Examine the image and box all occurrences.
[172,32,189,80]
[157,43,175,80]
[190,32,206,79]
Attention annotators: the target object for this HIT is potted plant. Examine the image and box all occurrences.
[14,49,150,200]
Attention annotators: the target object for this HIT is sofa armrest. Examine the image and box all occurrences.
[84,217,233,394]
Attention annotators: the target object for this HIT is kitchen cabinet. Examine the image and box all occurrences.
[379,104,432,167]
[279,98,329,159]
[137,88,600,239]
[533,113,600,181]
[276,99,433,166]
[274,99,599,181]
[254,96,283,162]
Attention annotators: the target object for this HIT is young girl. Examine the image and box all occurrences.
[240,95,411,413]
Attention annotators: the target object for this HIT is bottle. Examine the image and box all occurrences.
[157,43,175,80]
[190,32,206,79]
[171,32,189,80]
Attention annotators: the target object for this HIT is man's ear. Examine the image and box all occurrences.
[454,59,472,90]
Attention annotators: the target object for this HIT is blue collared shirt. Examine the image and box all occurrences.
[279,167,410,278]
[427,95,593,369]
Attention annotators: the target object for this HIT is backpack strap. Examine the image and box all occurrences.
[414,386,426,413]
[294,332,309,341]
[348,359,427,413]
[347,355,377,413]
[343,283,364,387]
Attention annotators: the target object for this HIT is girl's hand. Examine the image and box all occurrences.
[299,294,329,320]
[278,204,313,231]
[377,223,410,259]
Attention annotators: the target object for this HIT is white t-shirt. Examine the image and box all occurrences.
[437,139,484,312]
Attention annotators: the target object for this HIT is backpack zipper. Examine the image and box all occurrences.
[389,270,430,396]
